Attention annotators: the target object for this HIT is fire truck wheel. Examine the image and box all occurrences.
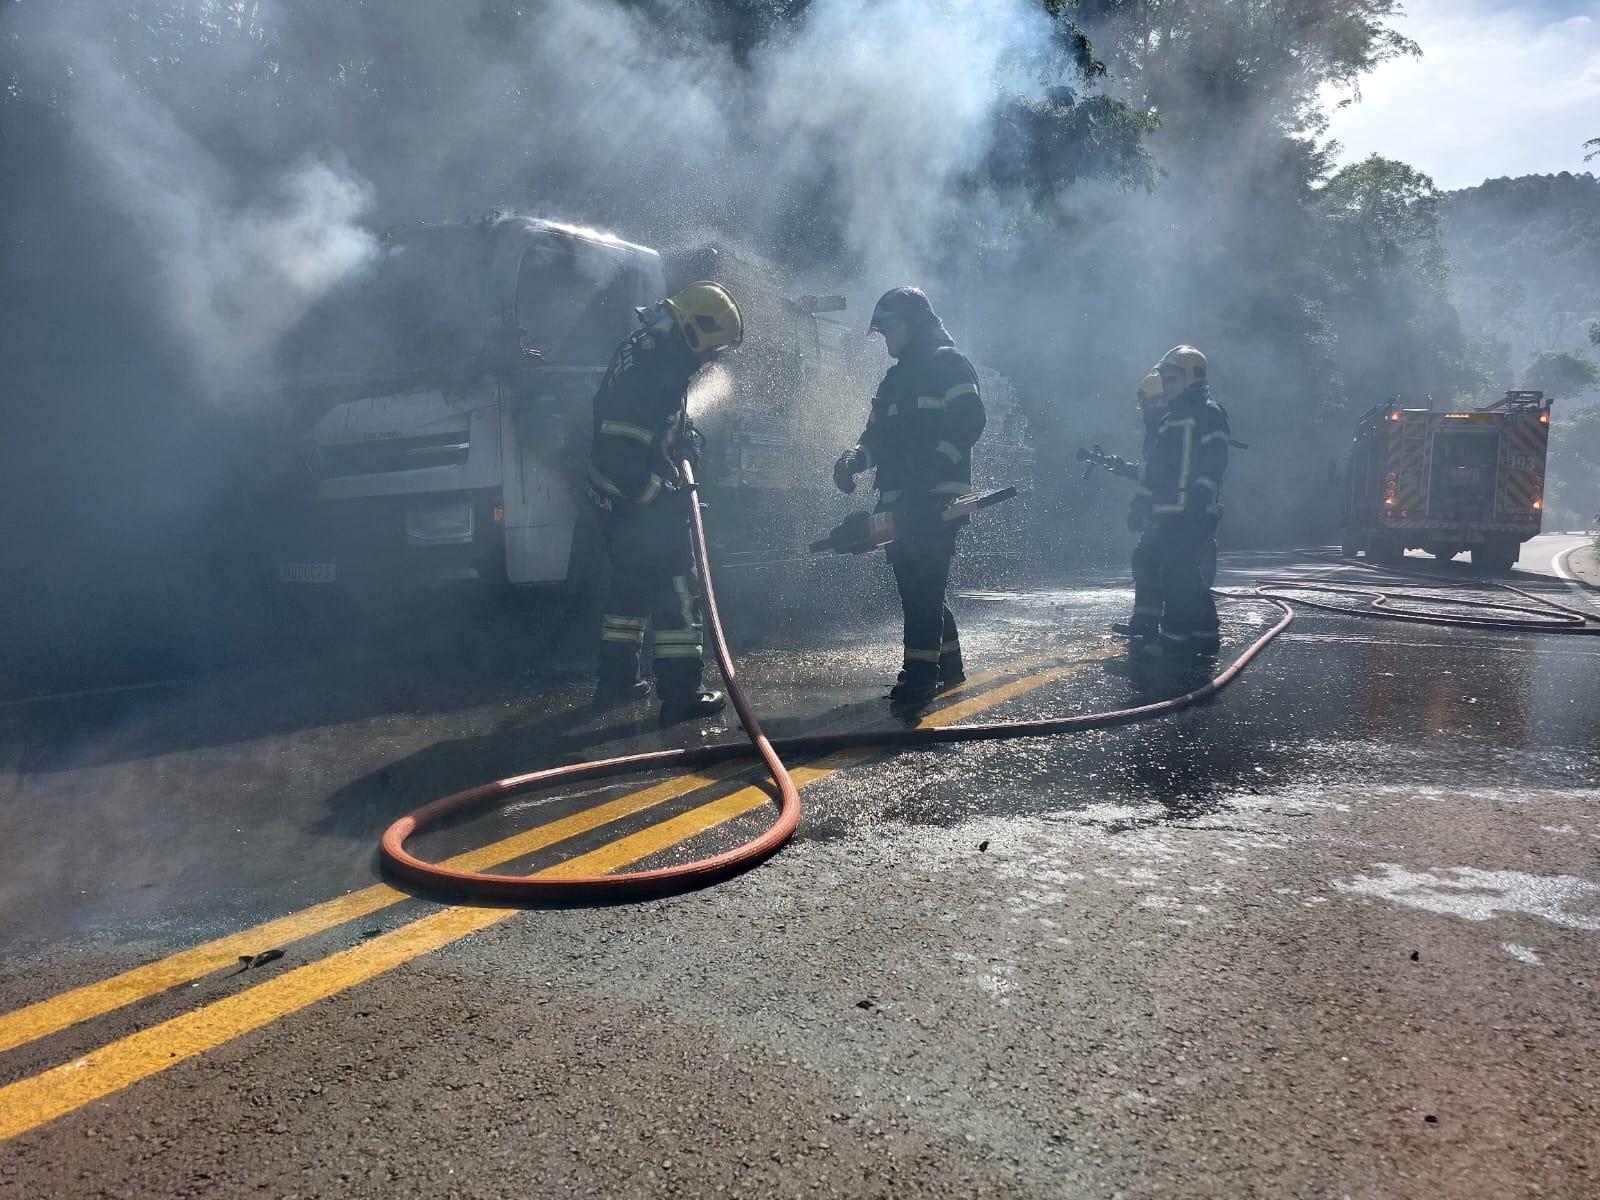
[1367,534,1403,565]
[1472,542,1517,574]
[1340,539,1357,558]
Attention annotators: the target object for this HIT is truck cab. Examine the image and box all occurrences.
[270,213,665,591]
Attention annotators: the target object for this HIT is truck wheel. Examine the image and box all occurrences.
[1471,542,1517,574]
[1339,540,1357,558]
[1367,535,1402,565]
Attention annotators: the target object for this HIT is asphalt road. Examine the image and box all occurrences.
[2,535,1598,1198]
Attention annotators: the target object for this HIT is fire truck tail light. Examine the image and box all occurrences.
[1388,411,1403,422]
[1533,498,1543,510]
[1540,411,1550,424]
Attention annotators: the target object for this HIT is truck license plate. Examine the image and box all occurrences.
[278,561,337,584]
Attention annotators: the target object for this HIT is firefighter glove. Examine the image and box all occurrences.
[679,417,706,469]
[833,447,866,494]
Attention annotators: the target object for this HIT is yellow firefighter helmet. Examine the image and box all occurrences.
[662,281,743,355]
[1156,344,1207,393]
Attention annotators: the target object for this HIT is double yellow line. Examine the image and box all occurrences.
[0,645,1110,1143]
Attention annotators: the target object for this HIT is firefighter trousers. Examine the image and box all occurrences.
[887,527,962,683]
[596,498,707,700]
[1129,519,1219,650]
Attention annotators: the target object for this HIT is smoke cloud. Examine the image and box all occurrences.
[755,0,1049,282]
[2,0,1440,695]
[62,46,377,393]
[29,0,1064,394]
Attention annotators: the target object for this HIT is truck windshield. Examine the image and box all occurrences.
[281,226,492,379]
[515,233,649,369]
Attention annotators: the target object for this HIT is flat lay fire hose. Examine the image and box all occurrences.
[379,468,1599,903]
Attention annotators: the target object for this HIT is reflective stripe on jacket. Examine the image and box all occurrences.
[588,329,698,507]
[1137,386,1229,521]
[852,339,985,511]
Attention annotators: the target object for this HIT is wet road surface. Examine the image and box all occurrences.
[2,536,1598,1197]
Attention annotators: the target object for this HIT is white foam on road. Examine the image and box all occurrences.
[1334,864,1600,932]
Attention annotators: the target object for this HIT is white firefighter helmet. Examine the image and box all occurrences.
[1156,345,1207,395]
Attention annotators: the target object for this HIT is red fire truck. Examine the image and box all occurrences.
[1341,390,1552,572]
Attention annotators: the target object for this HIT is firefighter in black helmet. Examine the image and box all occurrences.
[833,287,986,715]
[586,281,742,723]
[1127,345,1229,657]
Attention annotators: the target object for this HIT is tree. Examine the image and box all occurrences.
[1545,403,1600,527]
[1522,350,1600,401]
[1586,137,1598,163]
[1443,173,1600,390]
[1316,156,1470,405]
[1077,0,1419,136]
[1319,155,1449,284]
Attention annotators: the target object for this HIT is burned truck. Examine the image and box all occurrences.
[264,212,1031,597]
[266,213,664,591]
[1340,390,1552,572]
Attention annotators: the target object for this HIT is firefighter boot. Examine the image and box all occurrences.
[1128,632,1164,659]
[659,689,727,725]
[594,642,651,707]
[937,648,965,692]
[887,653,964,699]
[1158,632,1210,658]
[889,661,939,717]
[655,658,726,725]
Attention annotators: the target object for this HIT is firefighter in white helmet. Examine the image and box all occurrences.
[833,287,986,715]
[586,281,743,723]
[1125,345,1230,657]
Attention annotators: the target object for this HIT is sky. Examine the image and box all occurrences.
[1323,0,1600,189]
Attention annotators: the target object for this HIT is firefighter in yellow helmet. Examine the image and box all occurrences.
[586,281,743,722]
[1126,344,1230,657]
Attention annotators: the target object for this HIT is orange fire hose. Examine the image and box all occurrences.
[379,475,1598,904]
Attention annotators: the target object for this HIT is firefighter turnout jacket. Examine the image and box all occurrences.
[586,327,700,512]
[851,336,986,518]
[1138,385,1229,524]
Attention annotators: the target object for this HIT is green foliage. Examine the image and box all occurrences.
[1314,156,1471,407]
[1033,0,1110,81]
[1522,350,1600,401]
[1545,403,1600,528]
[1319,156,1449,283]
[984,90,1159,202]
[971,2,1160,205]
[1442,173,1600,376]
[1077,0,1419,135]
